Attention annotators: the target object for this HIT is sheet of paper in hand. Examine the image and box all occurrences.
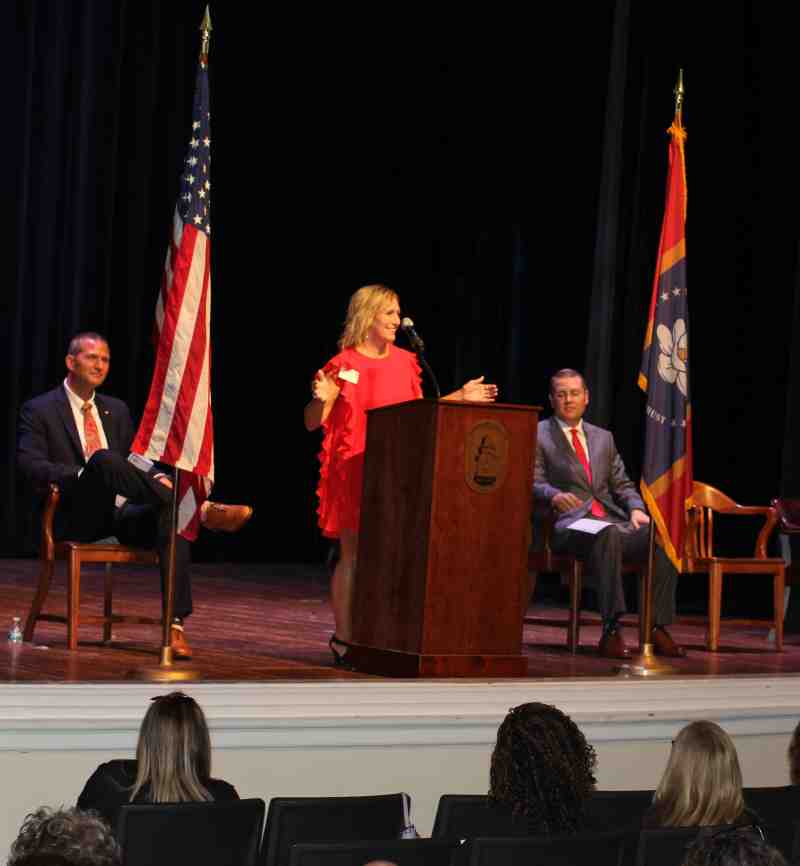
[568,518,613,534]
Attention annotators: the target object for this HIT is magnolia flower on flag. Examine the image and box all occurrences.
[656,319,688,397]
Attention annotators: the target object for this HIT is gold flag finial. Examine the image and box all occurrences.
[200,5,212,57]
[674,68,685,117]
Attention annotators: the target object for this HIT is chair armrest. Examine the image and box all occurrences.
[40,484,60,561]
[754,506,778,558]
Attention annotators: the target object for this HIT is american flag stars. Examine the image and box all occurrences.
[178,81,211,236]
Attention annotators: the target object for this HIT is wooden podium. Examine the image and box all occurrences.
[348,400,540,677]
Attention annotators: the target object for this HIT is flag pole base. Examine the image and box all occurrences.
[615,642,675,677]
[125,646,203,682]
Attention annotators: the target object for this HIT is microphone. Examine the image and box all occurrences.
[400,317,425,354]
[400,317,441,398]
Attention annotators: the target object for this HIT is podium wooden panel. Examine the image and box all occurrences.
[348,400,540,677]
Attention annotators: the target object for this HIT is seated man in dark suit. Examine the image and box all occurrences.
[533,368,684,659]
[16,331,252,659]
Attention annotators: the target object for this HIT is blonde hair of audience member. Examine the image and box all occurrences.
[789,719,800,785]
[130,691,213,803]
[338,284,399,350]
[652,720,745,827]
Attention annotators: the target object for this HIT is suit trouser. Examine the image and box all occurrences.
[551,520,677,625]
[54,450,192,619]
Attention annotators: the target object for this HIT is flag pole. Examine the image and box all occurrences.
[617,69,687,678]
[128,463,201,681]
[674,67,684,121]
[159,466,179,666]
[127,8,213,683]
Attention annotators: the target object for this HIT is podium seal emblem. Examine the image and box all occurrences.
[465,420,510,493]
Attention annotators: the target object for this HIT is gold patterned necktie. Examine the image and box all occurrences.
[81,402,103,459]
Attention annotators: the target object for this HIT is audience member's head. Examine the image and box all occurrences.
[652,720,744,827]
[683,826,786,866]
[131,690,213,803]
[489,701,596,834]
[7,807,121,866]
[788,719,800,785]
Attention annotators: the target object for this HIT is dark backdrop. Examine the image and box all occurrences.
[4,2,799,588]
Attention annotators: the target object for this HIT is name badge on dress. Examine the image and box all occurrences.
[338,368,359,385]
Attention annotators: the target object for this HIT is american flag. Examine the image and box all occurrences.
[132,40,213,541]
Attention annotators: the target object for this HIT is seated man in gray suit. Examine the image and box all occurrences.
[533,368,684,659]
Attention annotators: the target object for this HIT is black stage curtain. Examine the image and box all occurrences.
[3,1,799,578]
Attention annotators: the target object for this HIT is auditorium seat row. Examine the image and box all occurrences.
[110,787,800,866]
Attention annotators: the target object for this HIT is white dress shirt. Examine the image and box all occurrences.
[555,416,591,465]
[64,379,126,507]
[63,378,109,455]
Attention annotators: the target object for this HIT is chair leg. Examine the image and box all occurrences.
[707,564,722,652]
[568,564,582,654]
[67,549,81,651]
[103,563,113,644]
[24,559,55,642]
[774,566,785,652]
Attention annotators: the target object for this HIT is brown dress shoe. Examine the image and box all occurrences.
[201,502,253,533]
[598,628,630,659]
[170,624,193,660]
[651,625,686,658]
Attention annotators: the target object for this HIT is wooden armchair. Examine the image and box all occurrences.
[24,484,161,649]
[772,497,800,586]
[524,508,647,653]
[684,481,784,651]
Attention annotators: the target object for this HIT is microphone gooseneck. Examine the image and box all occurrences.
[399,317,440,398]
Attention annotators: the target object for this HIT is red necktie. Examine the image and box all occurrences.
[81,402,103,460]
[570,427,606,517]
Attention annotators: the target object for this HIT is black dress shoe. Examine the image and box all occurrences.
[651,625,686,658]
[598,627,630,659]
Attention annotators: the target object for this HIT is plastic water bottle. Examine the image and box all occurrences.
[7,617,23,644]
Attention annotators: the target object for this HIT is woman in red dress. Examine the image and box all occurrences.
[304,284,498,663]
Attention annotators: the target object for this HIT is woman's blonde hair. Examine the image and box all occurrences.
[652,720,745,827]
[338,284,399,349]
[131,691,213,804]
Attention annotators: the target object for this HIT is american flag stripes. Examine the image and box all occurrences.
[132,40,213,541]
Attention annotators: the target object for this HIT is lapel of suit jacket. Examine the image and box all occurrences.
[94,395,117,452]
[583,423,605,484]
[546,416,592,496]
[55,385,86,465]
[549,416,585,474]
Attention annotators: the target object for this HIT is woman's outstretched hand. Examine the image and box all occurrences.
[460,375,498,403]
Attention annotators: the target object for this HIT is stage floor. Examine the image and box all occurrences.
[1,559,798,683]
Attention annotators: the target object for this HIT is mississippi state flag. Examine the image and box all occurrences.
[638,113,692,570]
[132,41,213,541]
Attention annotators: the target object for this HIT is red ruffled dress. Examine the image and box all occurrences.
[316,345,422,538]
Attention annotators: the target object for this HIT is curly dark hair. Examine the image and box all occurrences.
[488,702,597,834]
[683,827,786,866]
[8,807,121,866]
